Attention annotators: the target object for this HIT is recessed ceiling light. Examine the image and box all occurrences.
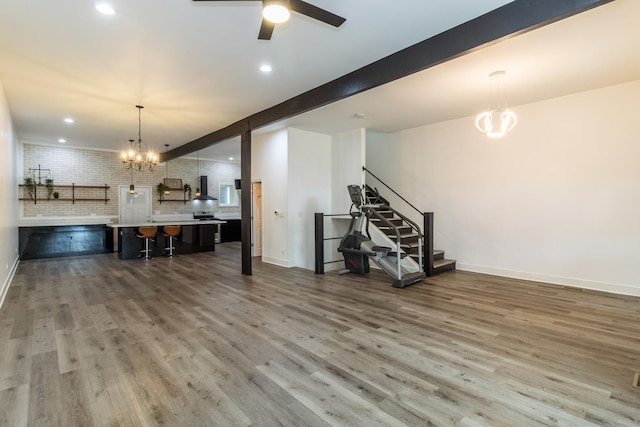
[95,3,115,15]
[260,64,272,73]
[354,112,366,118]
[58,138,66,143]
[64,117,74,124]
[228,157,234,161]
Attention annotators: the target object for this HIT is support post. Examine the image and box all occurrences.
[314,213,324,274]
[241,128,252,275]
[424,212,434,277]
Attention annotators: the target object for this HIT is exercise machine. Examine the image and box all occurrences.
[338,185,426,288]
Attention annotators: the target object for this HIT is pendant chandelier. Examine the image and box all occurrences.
[195,151,201,198]
[128,140,136,194]
[475,71,517,138]
[164,144,170,195]
[121,105,158,171]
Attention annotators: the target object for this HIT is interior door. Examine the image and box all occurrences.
[252,181,262,257]
[119,185,151,224]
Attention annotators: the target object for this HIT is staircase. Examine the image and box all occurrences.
[365,185,456,276]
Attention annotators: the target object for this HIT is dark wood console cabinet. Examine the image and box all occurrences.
[19,225,114,260]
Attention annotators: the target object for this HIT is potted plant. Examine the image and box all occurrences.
[53,191,60,199]
[24,177,35,199]
[45,178,54,200]
[184,183,192,200]
[156,182,165,200]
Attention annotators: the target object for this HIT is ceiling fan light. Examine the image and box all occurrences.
[263,1,290,23]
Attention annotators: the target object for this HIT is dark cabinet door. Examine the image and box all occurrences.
[220,220,241,242]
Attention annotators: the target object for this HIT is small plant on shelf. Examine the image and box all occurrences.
[53,191,59,199]
[184,183,192,200]
[45,178,54,200]
[24,177,35,199]
[156,182,165,200]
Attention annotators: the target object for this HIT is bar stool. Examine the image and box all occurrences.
[136,226,158,260]
[161,225,181,257]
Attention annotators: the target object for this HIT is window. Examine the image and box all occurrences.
[218,183,239,207]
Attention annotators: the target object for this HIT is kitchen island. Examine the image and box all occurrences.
[108,220,225,260]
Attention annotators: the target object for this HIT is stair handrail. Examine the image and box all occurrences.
[363,166,422,216]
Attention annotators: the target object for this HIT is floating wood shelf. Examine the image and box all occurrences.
[19,183,110,204]
[158,189,190,204]
[19,198,110,202]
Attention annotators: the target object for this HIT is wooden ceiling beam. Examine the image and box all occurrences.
[163,0,613,161]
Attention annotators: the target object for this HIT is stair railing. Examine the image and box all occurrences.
[363,166,435,277]
[364,205,423,275]
[363,166,422,216]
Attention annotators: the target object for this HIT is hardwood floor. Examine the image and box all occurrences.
[1,243,639,426]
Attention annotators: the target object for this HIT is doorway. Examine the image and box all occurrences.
[119,185,152,224]
[251,181,262,257]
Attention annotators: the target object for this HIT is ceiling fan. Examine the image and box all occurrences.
[193,0,346,40]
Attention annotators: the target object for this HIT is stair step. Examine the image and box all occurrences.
[409,250,445,260]
[379,226,413,235]
[372,210,395,218]
[370,218,404,226]
[397,234,419,243]
[433,258,456,273]
[402,242,421,251]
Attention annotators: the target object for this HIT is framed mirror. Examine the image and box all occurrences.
[218,183,239,207]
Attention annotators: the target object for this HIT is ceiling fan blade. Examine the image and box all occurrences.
[289,0,346,27]
[258,19,275,40]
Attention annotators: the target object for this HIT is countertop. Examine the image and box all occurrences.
[19,216,116,227]
[19,214,238,228]
[107,219,226,228]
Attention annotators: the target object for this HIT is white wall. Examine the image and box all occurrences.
[320,129,368,271]
[252,129,289,266]
[331,128,366,213]
[0,80,19,306]
[367,80,640,296]
[20,144,240,218]
[287,128,332,269]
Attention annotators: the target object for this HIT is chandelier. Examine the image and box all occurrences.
[121,105,158,171]
[475,71,517,138]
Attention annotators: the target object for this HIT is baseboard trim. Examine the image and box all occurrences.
[261,256,289,268]
[0,256,19,309]
[456,263,640,297]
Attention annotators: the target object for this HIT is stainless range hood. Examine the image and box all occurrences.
[194,175,217,201]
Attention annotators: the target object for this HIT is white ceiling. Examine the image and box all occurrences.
[0,0,638,162]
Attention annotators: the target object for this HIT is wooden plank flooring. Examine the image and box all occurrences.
[1,242,639,426]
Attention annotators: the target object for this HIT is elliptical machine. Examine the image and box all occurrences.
[338,185,426,288]
[338,185,373,274]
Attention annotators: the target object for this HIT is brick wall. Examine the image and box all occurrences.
[21,144,241,218]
